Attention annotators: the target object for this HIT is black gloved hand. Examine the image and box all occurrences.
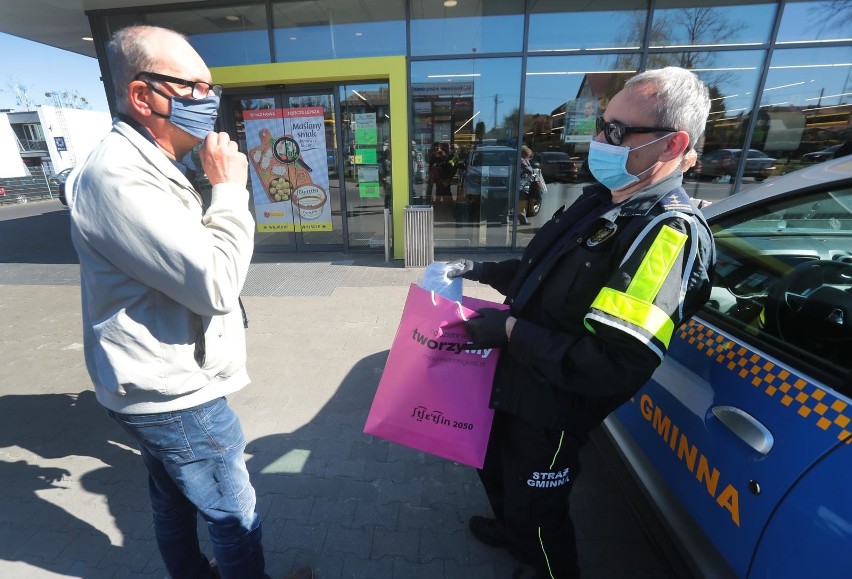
[446,258,482,280]
[465,308,511,349]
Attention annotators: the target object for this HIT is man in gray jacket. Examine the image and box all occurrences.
[69,25,311,579]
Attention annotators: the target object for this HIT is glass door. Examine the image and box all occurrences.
[227,89,343,251]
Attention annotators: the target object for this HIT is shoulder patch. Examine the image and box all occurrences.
[660,188,694,212]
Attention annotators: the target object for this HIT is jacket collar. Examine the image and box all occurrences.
[583,170,684,223]
[112,117,198,198]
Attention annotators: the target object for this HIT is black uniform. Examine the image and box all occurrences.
[468,171,715,578]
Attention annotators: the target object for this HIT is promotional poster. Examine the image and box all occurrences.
[244,107,331,232]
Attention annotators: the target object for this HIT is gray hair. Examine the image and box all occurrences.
[107,25,186,114]
[625,67,710,151]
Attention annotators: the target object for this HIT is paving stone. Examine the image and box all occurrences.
[341,552,394,578]
[420,528,469,564]
[391,556,444,579]
[370,527,419,561]
[353,500,399,530]
[324,523,374,557]
[276,521,328,552]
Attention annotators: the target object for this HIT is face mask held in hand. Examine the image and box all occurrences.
[587,133,672,191]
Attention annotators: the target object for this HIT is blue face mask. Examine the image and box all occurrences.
[149,84,220,140]
[588,133,671,191]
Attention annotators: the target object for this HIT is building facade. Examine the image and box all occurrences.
[10,0,852,257]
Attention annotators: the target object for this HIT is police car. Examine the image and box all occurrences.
[604,155,852,578]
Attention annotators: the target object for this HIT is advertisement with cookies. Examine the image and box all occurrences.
[244,107,331,233]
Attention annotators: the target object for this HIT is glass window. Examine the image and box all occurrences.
[528,0,647,52]
[745,46,852,191]
[339,83,393,249]
[519,54,638,244]
[272,0,405,61]
[410,0,523,56]
[706,185,852,389]
[651,0,777,48]
[411,58,522,249]
[776,0,852,44]
[145,5,271,66]
[656,50,766,199]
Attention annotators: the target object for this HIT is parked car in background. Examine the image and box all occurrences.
[532,151,580,183]
[605,155,852,578]
[49,167,73,186]
[54,167,75,206]
[802,144,842,163]
[699,148,776,182]
[460,145,517,223]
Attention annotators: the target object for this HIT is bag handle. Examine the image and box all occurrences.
[429,290,469,321]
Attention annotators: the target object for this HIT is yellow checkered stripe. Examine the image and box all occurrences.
[678,319,852,444]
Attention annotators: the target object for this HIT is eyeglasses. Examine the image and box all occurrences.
[135,71,223,99]
[595,116,676,147]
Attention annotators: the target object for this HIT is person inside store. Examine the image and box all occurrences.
[67,25,311,579]
[517,145,535,225]
[425,141,444,202]
[447,66,715,579]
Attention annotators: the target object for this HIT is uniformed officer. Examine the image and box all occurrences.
[448,66,715,578]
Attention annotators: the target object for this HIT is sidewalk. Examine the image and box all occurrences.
[0,205,674,578]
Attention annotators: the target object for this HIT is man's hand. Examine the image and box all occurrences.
[446,258,481,280]
[199,132,248,186]
[465,308,511,348]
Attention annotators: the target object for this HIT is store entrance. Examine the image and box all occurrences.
[227,89,343,252]
[225,81,392,253]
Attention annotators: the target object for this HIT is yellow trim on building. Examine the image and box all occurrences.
[211,56,409,259]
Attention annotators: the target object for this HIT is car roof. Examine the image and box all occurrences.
[702,155,852,220]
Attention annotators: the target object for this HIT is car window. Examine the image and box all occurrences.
[705,184,852,391]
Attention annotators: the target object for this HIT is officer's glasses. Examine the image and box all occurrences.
[595,116,676,147]
[135,71,223,100]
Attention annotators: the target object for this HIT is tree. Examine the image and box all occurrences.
[2,76,36,110]
[44,90,91,110]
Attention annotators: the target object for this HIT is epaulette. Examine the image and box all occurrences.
[659,187,695,213]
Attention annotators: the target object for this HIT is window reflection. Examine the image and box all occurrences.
[411,59,521,249]
[339,84,393,249]
[777,0,852,44]
[651,1,777,48]
[145,4,271,66]
[411,0,523,56]
[272,0,405,61]
[528,0,646,52]
[744,46,852,190]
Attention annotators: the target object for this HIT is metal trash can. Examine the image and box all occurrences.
[404,205,434,268]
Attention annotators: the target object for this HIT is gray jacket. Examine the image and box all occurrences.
[69,120,255,414]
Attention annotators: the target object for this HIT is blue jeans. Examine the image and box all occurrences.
[110,397,265,579]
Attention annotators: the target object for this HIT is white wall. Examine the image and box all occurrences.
[38,106,112,172]
[0,114,30,178]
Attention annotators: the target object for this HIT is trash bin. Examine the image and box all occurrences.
[404,205,434,268]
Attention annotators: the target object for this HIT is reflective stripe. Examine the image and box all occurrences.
[549,431,565,469]
[589,288,675,347]
[587,223,686,348]
[627,224,687,302]
[538,527,556,579]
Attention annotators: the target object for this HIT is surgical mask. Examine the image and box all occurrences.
[588,133,671,191]
[149,84,220,140]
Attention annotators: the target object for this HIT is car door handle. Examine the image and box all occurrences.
[711,406,774,455]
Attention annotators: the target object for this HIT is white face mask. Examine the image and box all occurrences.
[588,133,672,191]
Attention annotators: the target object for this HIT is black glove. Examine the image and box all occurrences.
[446,258,482,280]
[465,308,511,349]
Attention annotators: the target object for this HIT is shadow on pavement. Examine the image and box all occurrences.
[0,208,79,265]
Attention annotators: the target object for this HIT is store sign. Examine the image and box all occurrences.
[54,137,67,151]
[244,107,332,233]
[411,82,474,98]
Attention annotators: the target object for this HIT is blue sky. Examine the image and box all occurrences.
[0,33,110,112]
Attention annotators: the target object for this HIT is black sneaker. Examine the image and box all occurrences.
[468,516,532,564]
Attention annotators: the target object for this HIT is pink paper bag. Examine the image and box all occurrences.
[364,284,506,468]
